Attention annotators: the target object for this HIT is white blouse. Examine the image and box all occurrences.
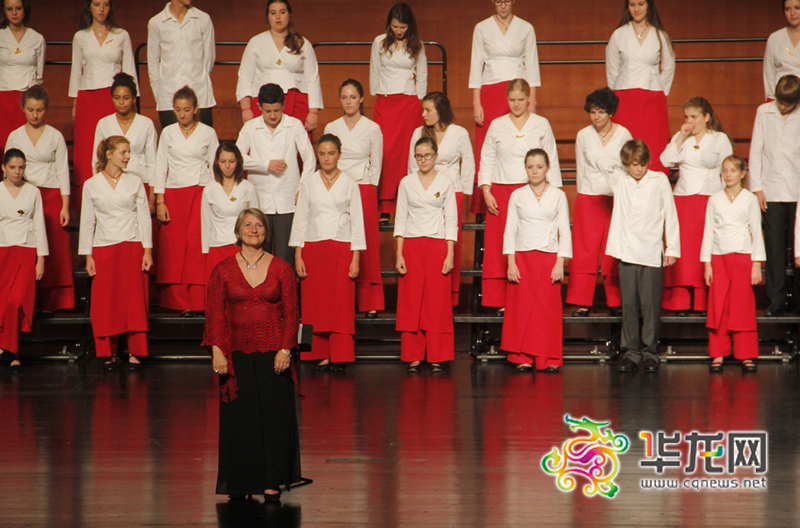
[236,32,323,109]
[147,4,216,111]
[92,114,158,185]
[394,172,458,241]
[0,27,45,91]
[68,28,138,97]
[408,125,475,195]
[575,124,633,196]
[154,122,218,194]
[763,28,800,100]
[606,23,675,96]
[701,190,766,262]
[236,113,315,215]
[748,101,800,202]
[201,179,260,253]
[78,172,152,254]
[468,16,540,89]
[478,113,562,187]
[660,130,732,197]
[324,116,382,186]
[5,125,70,194]
[0,182,48,255]
[503,185,571,257]
[369,34,427,98]
[289,171,366,251]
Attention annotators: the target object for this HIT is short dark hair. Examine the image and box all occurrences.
[111,72,138,98]
[317,134,342,153]
[775,75,800,106]
[20,85,49,109]
[584,87,620,115]
[0,0,32,28]
[258,83,285,106]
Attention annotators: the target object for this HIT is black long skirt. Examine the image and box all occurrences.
[217,350,301,495]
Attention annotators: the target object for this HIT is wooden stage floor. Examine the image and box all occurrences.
[0,353,797,527]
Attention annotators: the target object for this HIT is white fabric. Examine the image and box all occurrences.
[369,34,427,98]
[701,189,766,262]
[68,28,138,97]
[503,184,572,257]
[763,28,800,100]
[5,125,69,194]
[324,116,382,186]
[235,114,314,214]
[748,101,800,202]
[0,182,48,255]
[0,27,45,91]
[660,130,733,196]
[235,32,323,109]
[606,23,675,96]
[147,4,216,110]
[200,179,259,252]
[394,172,458,241]
[408,125,475,194]
[154,122,218,193]
[468,16,540,89]
[92,114,158,185]
[478,113,562,187]
[289,171,366,251]
[574,124,632,196]
[79,172,152,254]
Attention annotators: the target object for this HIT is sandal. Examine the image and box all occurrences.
[709,358,723,373]
[545,366,560,373]
[515,364,533,373]
[742,360,757,373]
[103,357,118,372]
[571,307,590,317]
[407,362,420,373]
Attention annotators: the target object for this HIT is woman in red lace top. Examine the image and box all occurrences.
[202,207,301,503]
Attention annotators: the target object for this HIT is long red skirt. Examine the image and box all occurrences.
[662,195,708,311]
[300,240,356,362]
[0,247,36,354]
[613,88,670,175]
[481,182,525,307]
[471,81,510,214]
[451,192,464,306]
[706,253,758,360]
[73,88,116,208]
[205,244,240,285]
[0,90,26,152]
[565,193,620,308]
[157,185,207,311]
[502,251,563,369]
[38,187,75,311]
[250,88,309,126]
[356,184,385,312]
[90,242,149,338]
[374,94,423,213]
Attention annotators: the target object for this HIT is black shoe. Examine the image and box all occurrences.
[9,361,21,374]
[515,364,533,373]
[365,311,378,319]
[709,360,723,373]
[742,360,757,373]
[764,305,784,317]
[545,366,560,373]
[675,310,690,317]
[378,213,390,225]
[431,363,444,374]
[127,357,144,372]
[315,362,330,371]
[571,307,590,317]
[617,359,638,372]
[103,357,118,372]
[644,358,660,372]
[609,308,622,317]
[407,362,420,373]
[329,363,346,372]
[263,491,281,503]
[0,351,14,364]
[696,311,707,317]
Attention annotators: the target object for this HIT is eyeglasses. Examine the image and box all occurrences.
[494,0,513,5]
[414,153,435,160]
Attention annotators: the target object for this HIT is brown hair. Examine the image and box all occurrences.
[266,0,304,55]
[775,75,800,106]
[381,3,423,59]
[616,0,674,69]
[620,139,652,166]
[20,84,49,109]
[235,208,272,251]
[723,154,749,188]
[0,0,32,29]
[317,134,342,153]
[339,78,365,115]
[95,135,130,173]
[213,142,245,185]
[421,92,454,140]
[414,136,438,155]
[506,78,531,97]
[78,0,116,30]
[172,85,199,122]
[683,97,727,135]
[525,148,550,168]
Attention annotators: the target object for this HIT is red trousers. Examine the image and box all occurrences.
[471,81,510,214]
[374,94,423,213]
[356,184,385,312]
[73,88,116,208]
[707,253,759,359]
[451,192,464,306]
[250,88,309,125]
[613,88,670,175]
[38,187,75,311]
[663,195,709,311]
[0,247,36,354]
[482,183,525,307]
[0,90,26,152]
[95,332,148,358]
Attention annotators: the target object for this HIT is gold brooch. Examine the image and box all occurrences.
[230,196,237,202]
[434,192,440,198]
[276,59,282,66]
[693,145,700,150]
[17,210,25,216]
[14,48,21,55]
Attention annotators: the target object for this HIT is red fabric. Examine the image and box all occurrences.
[0,246,36,354]
[374,94,423,213]
[451,192,464,306]
[396,237,453,333]
[613,88,670,174]
[206,244,240,285]
[250,88,309,125]
[95,331,148,358]
[73,88,116,205]
[502,251,563,368]
[157,185,207,311]
[356,183,385,312]
[471,80,510,214]
[401,329,454,363]
[662,194,709,310]
[565,193,620,308]
[304,332,355,363]
[0,90,26,152]
[90,242,149,339]
[202,255,300,403]
[38,187,75,311]
[707,253,759,359]
[481,182,525,307]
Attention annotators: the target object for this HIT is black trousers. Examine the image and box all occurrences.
[619,261,663,365]
[267,213,295,269]
[158,108,214,129]
[762,202,800,310]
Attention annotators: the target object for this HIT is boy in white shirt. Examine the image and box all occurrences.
[602,139,680,373]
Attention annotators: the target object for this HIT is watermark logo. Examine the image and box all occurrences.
[541,415,630,498]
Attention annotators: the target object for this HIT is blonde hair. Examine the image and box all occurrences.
[506,78,531,97]
[234,208,272,251]
[95,136,130,173]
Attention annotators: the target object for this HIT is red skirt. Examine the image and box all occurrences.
[613,88,670,174]
[250,88,309,125]
[396,237,453,334]
[206,244,240,285]
[481,182,525,307]
[471,81,510,214]
[501,251,563,364]
[664,195,707,289]
[90,242,149,338]
[374,94,423,213]
[356,183,385,312]
[0,90,26,152]
[38,187,75,311]
[706,253,757,332]
[0,246,36,354]
[451,192,464,306]
[73,88,116,206]
[301,240,356,334]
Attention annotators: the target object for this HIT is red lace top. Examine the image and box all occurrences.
[202,255,299,402]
